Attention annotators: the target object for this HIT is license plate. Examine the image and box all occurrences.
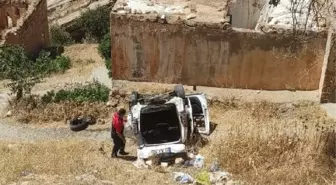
[152,148,171,155]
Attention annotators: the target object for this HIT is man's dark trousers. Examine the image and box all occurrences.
[111,133,125,155]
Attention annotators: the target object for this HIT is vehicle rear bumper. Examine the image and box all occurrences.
[137,144,186,159]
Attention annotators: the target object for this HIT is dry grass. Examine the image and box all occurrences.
[202,100,336,185]
[0,140,172,185]
[7,95,126,124]
[1,97,335,184]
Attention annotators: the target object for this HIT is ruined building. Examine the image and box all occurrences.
[110,0,335,103]
[0,0,49,54]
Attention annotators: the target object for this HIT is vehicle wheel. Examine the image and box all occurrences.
[174,84,185,98]
[130,91,139,106]
[70,118,89,132]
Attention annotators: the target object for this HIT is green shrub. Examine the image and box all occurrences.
[42,81,109,103]
[98,33,111,60]
[41,90,55,104]
[0,45,47,100]
[105,59,112,78]
[50,25,73,46]
[35,51,71,74]
[98,33,112,78]
[77,6,111,42]
[52,56,71,73]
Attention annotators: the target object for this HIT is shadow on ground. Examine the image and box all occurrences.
[120,155,137,161]
[210,122,218,135]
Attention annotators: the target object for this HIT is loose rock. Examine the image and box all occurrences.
[125,7,131,13]
[119,89,127,98]
[186,13,196,20]
[175,157,184,164]
[161,162,169,167]
[145,160,153,166]
[146,2,154,6]
[118,10,126,14]
[6,110,12,117]
[217,6,225,12]
[110,88,119,97]
[97,119,106,125]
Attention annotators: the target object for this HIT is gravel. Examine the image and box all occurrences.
[0,121,110,142]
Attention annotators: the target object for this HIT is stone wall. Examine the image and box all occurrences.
[0,0,28,31]
[321,35,336,103]
[111,14,327,90]
[1,0,49,55]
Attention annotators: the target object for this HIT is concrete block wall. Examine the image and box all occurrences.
[111,14,327,90]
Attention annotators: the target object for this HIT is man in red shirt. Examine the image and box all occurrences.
[111,108,129,158]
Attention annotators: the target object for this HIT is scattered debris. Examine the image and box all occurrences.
[195,171,211,185]
[187,152,195,159]
[194,154,205,168]
[209,171,231,184]
[173,172,194,184]
[161,162,169,168]
[145,160,153,166]
[20,170,33,177]
[184,159,195,167]
[175,157,184,164]
[132,159,148,168]
[209,159,219,172]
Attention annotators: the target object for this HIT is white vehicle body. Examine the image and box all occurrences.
[125,86,210,160]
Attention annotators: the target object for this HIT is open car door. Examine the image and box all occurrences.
[186,93,210,135]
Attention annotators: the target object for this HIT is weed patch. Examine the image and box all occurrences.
[41,81,109,103]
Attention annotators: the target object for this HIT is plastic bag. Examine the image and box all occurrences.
[173,172,194,184]
[209,159,219,172]
[209,171,231,184]
[193,154,205,168]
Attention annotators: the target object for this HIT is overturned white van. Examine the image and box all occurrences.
[125,85,210,160]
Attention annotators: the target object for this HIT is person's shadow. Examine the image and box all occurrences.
[120,155,137,161]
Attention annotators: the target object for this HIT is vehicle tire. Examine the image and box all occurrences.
[86,115,96,125]
[130,91,139,106]
[174,84,185,98]
[70,118,89,132]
